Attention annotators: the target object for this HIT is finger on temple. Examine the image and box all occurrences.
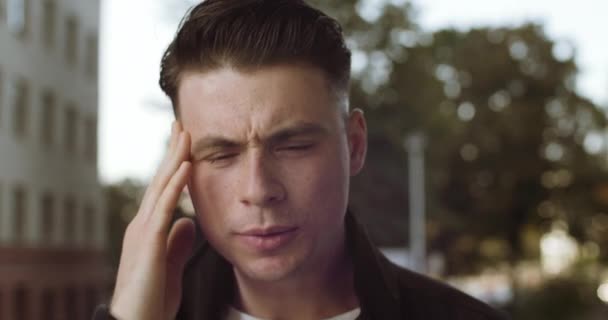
[139,121,181,217]
[167,121,181,154]
[141,131,191,221]
[151,161,192,235]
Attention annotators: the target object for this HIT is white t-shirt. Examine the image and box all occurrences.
[225,306,361,320]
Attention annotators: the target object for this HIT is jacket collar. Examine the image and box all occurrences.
[182,211,402,319]
[345,211,402,319]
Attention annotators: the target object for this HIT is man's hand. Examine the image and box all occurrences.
[110,122,196,320]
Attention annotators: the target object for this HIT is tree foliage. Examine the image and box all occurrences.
[308,0,608,274]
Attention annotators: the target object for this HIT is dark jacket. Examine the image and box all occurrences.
[176,212,509,320]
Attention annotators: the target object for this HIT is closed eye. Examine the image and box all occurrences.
[277,144,314,152]
[206,153,238,163]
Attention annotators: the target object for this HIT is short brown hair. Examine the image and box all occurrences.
[159,0,351,114]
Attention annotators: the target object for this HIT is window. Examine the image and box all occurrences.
[11,78,29,138]
[42,0,56,48]
[14,285,28,320]
[12,185,26,243]
[83,204,94,245]
[0,0,5,23]
[0,69,3,127]
[64,104,77,153]
[85,286,97,319]
[65,287,77,320]
[0,183,3,234]
[85,34,98,78]
[41,288,55,320]
[84,116,97,162]
[41,192,54,242]
[7,0,29,38]
[40,89,56,146]
[64,195,76,243]
[65,16,78,65]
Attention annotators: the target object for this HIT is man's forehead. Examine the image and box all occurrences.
[181,98,335,138]
[178,66,338,124]
[175,67,349,132]
[176,64,342,109]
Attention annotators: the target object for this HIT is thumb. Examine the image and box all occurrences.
[165,217,196,319]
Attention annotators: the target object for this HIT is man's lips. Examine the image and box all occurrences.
[236,226,298,237]
[235,226,299,251]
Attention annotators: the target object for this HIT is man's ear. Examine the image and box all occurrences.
[347,108,368,176]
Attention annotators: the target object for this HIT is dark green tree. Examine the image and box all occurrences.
[308,1,608,273]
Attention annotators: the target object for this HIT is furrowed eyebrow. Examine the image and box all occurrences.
[190,123,329,156]
[191,137,241,157]
[266,123,329,145]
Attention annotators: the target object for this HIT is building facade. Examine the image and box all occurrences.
[0,0,109,319]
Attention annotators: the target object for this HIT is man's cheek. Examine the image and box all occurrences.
[194,209,222,244]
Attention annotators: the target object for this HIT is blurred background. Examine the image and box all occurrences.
[2,0,608,319]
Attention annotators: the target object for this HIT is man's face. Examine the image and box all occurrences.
[178,65,366,282]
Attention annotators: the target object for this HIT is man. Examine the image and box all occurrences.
[96,0,508,319]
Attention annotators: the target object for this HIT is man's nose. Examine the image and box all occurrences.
[239,150,286,207]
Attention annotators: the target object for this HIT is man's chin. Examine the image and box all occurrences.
[235,255,302,282]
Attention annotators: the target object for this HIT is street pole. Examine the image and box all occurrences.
[405,132,427,273]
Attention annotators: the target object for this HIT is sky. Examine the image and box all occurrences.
[98,0,608,184]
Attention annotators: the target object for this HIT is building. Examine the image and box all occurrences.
[0,0,109,319]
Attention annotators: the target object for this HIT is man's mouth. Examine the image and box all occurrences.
[236,226,299,251]
[239,226,298,237]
